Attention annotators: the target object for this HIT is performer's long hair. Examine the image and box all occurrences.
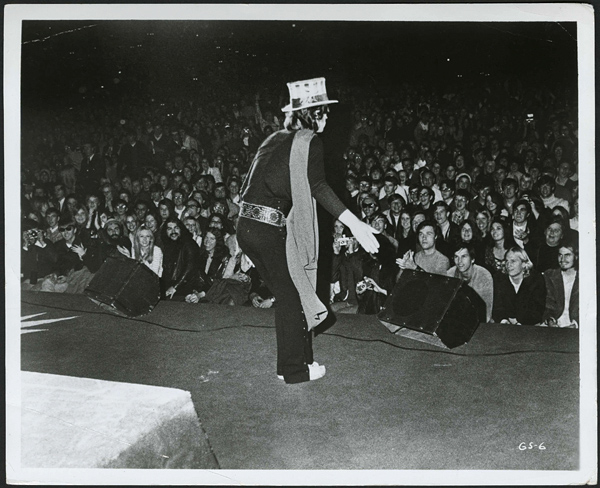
[283,105,330,132]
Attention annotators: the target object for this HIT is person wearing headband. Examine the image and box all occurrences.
[238,77,379,384]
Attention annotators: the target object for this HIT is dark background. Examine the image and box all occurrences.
[21,20,578,107]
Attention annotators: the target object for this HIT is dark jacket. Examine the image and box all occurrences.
[161,235,202,296]
[198,248,229,291]
[492,271,546,325]
[22,240,59,280]
[55,238,86,276]
[543,268,579,324]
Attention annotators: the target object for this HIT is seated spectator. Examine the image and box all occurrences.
[82,218,132,273]
[124,212,140,245]
[158,198,176,225]
[417,186,435,218]
[475,208,493,242]
[182,216,203,248]
[85,193,103,233]
[356,234,398,315]
[432,201,460,258]
[537,175,570,213]
[44,207,63,243]
[118,226,163,277]
[371,212,398,252]
[396,220,450,276]
[492,247,546,325]
[469,181,492,215]
[485,190,509,219]
[484,216,517,275]
[53,220,95,293]
[527,217,566,273]
[160,217,202,300]
[446,244,494,322]
[144,211,161,239]
[134,200,150,223]
[554,161,576,204]
[378,174,400,212]
[194,228,230,292]
[450,189,472,225]
[331,221,363,310]
[550,205,578,242]
[501,177,519,215]
[21,219,59,291]
[383,193,406,239]
[542,238,579,328]
[509,198,540,250]
[439,179,455,207]
[360,195,379,225]
[394,209,414,257]
[456,219,485,264]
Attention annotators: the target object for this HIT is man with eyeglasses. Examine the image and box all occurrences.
[418,186,435,219]
[182,198,209,234]
[439,179,455,207]
[406,184,422,214]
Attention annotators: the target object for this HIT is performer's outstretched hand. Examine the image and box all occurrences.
[338,209,380,255]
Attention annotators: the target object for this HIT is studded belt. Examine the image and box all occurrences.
[240,202,286,227]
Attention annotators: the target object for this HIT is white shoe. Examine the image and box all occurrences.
[308,362,326,381]
[277,362,326,381]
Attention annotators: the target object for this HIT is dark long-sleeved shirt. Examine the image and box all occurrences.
[241,130,346,219]
[492,271,546,325]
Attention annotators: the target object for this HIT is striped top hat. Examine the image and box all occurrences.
[281,77,338,112]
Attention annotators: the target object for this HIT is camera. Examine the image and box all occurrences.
[336,236,355,247]
[356,281,368,294]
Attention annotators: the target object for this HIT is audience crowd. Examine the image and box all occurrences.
[20,77,580,327]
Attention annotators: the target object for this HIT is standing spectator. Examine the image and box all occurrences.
[119,130,150,175]
[78,142,104,196]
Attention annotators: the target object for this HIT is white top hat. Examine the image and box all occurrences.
[281,77,338,112]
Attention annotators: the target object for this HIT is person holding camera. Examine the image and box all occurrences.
[21,219,59,291]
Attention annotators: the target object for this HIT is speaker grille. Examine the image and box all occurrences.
[392,278,429,317]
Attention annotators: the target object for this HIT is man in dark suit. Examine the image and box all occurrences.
[119,131,150,176]
[78,142,105,197]
[432,201,460,259]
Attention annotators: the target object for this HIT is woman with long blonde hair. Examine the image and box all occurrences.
[118,225,163,277]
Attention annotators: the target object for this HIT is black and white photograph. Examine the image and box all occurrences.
[5,3,596,485]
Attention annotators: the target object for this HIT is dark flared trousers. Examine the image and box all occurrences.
[237,216,313,384]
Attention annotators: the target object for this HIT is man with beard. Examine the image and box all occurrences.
[84,219,132,273]
[160,217,202,300]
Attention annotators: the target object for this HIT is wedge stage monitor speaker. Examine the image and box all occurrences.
[377,269,486,349]
[85,256,160,317]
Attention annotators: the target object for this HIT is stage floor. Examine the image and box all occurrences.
[19,291,579,470]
